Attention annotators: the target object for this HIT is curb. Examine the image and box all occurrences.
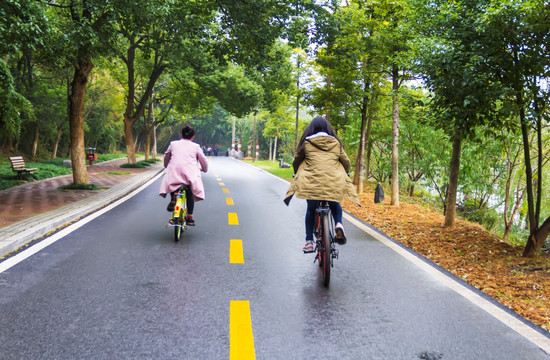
[0,164,164,259]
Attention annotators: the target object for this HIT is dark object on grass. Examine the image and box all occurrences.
[278,158,290,168]
[375,183,385,203]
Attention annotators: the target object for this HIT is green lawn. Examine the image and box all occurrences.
[243,159,293,180]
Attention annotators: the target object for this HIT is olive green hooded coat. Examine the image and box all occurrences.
[284,133,360,206]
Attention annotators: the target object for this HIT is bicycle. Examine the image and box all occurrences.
[166,185,189,242]
[312,201,339,287]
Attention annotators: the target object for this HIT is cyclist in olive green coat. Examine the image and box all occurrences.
[284,116,360,253]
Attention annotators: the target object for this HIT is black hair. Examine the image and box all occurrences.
[295,116,339,153]
[181,125,195,140]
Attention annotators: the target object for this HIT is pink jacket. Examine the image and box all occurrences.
[159,139,208,201]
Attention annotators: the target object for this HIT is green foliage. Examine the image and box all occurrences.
[0,60,34,145]
[26,162,72,180]
[458,198,500,232]
[0,0,51,55]
[120,163,146,168]
[411,0,506,139]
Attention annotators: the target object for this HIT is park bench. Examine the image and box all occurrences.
[9,156,37,180]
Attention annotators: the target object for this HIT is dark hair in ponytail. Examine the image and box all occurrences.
[181,125,195,140]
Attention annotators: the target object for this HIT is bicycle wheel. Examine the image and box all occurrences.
[174,219,182,242]
[316,214,323,267]
[173,196,184,242]
[321,214,331,287]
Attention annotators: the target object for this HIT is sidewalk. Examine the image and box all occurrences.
[0,157,164,259]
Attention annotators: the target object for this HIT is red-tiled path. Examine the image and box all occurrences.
[0,157,159,228]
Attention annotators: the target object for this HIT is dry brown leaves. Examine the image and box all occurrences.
[343,189,550,331]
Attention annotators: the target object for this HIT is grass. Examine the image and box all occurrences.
[243,159,293,179]
[119,158,161,169]
[0,161,72,190]
[106,171,132,175]
[58,183,101,190]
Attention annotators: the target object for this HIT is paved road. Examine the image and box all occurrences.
[0,157,548,359]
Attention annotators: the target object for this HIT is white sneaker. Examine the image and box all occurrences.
[302,241,315,253]
[335,223,347,244]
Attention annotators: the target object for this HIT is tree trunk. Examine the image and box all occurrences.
[294,58,301,151]
[523,217,550,258]
[364,105,374,181]
[69,57,93,184]
[143,99,154,161]
[152,123,158,157]
[444,130,462,227]
[31,123,39,159]
[53,70,71,160]
[252,112,256,162]
[123,47,166,164]
[391,67,400,206]
[268,138,273,161]
[52,125,62,159]
[326,74,331,122]
[274,133,278,161]
[353,95,368,194]
[124,116,137,164]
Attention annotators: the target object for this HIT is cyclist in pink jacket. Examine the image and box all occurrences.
[159,125,208,225]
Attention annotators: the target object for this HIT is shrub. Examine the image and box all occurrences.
[58,183,100,190]
[120,163,145,168]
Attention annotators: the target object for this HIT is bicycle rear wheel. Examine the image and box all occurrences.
[174,219,182,242]
[321,214,331,287]
[173,195,186,242]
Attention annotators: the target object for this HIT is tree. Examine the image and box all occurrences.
[43,0,117,184]
[373,0,414,206]
[479,0,550,256]
[411,0,505,227]
[0,60,33,151]
[311,1,385,194]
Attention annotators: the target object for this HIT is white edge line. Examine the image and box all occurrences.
[344,213,550,353]
[0,172,164,274]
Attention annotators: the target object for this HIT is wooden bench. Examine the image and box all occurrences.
[9,156,37,180]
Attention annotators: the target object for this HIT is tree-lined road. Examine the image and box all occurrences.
[0,157,548,359]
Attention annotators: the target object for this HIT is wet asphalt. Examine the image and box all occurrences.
[0,157,548,359]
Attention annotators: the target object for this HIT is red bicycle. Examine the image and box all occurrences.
[313,201,338,287]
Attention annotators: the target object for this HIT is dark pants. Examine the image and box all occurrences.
[171,187,194,215]
[305,200,342,241]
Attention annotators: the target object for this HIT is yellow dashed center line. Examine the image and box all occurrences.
[230,239,244,264]
[226,197,234,205]
[223,188,230,194]
[228,212,239,225]
[219,182,225,186]
[230,301,256,360]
